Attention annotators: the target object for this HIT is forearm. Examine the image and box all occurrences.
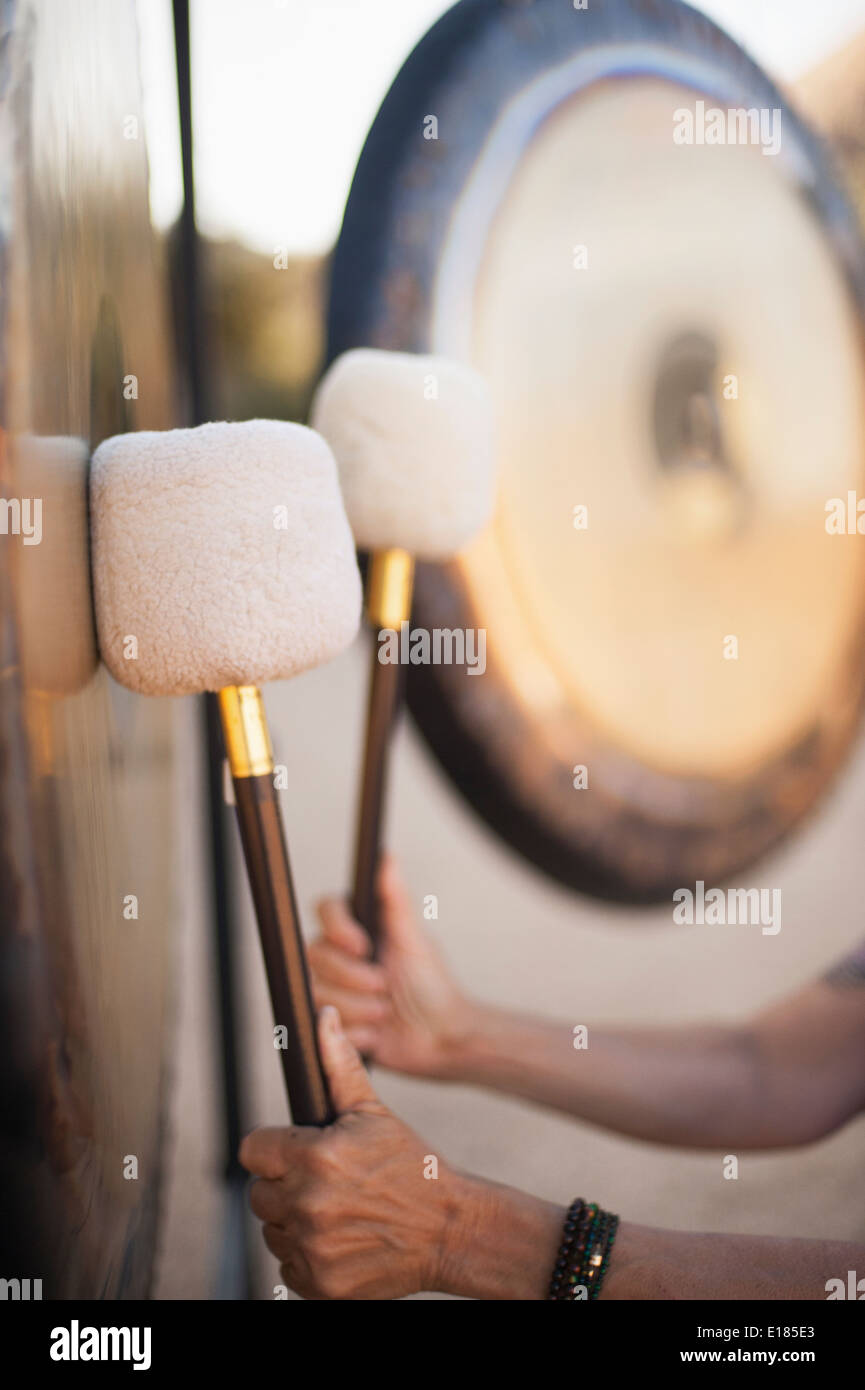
[442,1004,789,1148]
[603,1224,865,1300]
[439,1177,865,1301]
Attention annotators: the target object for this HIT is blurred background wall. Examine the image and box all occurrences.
[137,0,865,1297]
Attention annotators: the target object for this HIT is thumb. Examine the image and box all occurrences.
[318,1005,378,1113]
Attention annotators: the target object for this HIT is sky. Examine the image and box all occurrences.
[137,0,865,255]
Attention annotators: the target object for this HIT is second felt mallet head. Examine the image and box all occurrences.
[311,349,495,951]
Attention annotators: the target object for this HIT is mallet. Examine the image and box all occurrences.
[89,419,361,1124]
[311,350,495,952]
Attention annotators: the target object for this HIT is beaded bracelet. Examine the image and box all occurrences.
[547,1199,619,1301]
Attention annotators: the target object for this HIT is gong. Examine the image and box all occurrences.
[327,0,865,902]
[0,0,180,1295]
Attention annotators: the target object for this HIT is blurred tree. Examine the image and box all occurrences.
[171,230,329,424]
[796,28,865,212]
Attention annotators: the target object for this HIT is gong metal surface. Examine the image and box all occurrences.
[327,0,865,903]
[0,0,180,1295]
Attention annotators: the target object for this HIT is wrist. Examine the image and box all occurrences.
[432,1172,564,1299]
[433,1000,505,1081]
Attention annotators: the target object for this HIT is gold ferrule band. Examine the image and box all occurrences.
[218,685,274,778]
[365,548,415,630]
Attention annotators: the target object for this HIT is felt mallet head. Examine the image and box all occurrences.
[310,348,496,562]
[89,419,361,696]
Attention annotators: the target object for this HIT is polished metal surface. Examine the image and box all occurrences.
[0,0,180,1296]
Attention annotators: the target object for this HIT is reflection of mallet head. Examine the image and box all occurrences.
[90,419,362,1122]
[15,434,99,698]
[311,349,495,951]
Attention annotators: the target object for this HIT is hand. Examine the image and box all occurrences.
[240,1006,470,1300]
[308,855,477,1078]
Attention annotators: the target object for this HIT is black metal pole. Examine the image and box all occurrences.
[172,0,251,1298]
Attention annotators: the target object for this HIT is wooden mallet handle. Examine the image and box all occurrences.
[219,685,334,1126]
[352,549,414,958]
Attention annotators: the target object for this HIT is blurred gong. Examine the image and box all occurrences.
[328,0,865,902]
[0,0,179,1294]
